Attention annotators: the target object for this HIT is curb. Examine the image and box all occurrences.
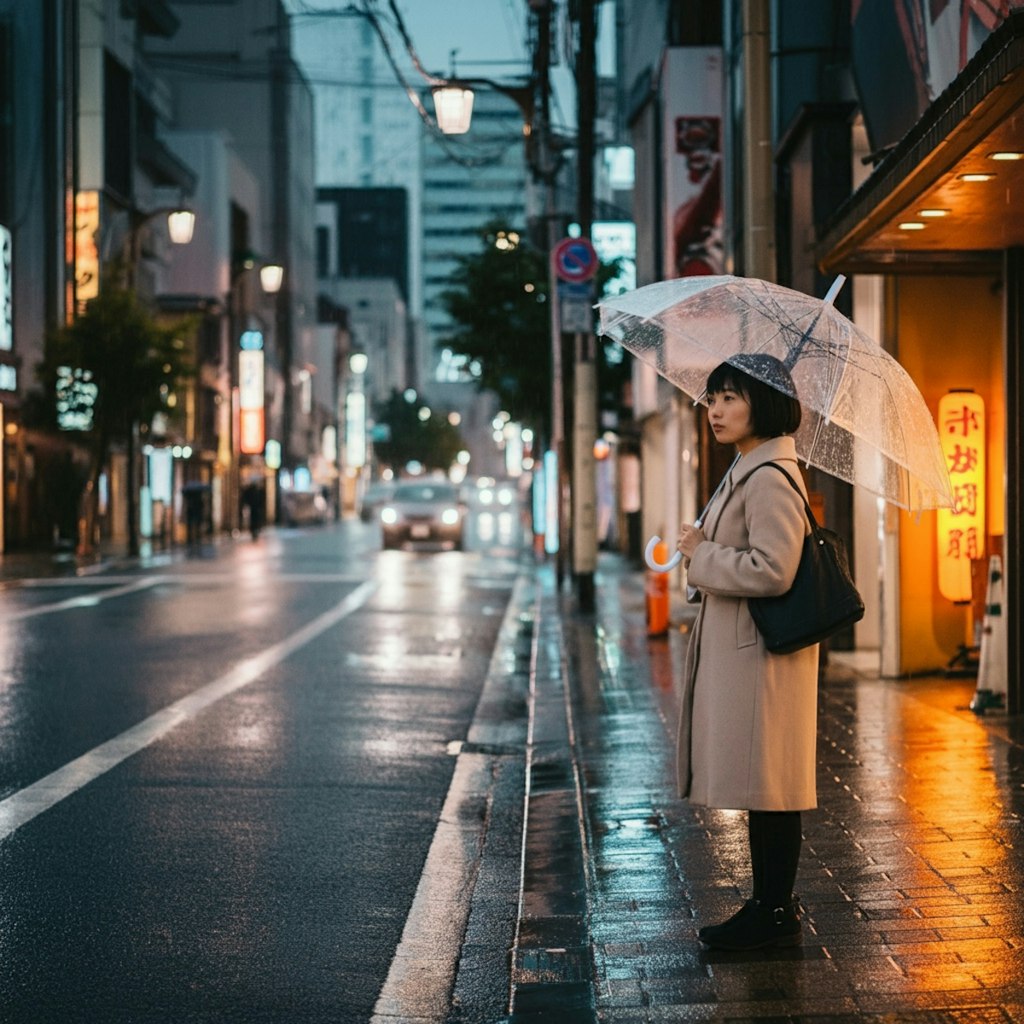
[507,567,597,1023]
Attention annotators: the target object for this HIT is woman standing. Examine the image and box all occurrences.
[676,354,818,951]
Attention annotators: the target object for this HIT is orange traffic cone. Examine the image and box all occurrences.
[646,540,671,636]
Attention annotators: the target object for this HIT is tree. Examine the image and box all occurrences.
[438,224,551,435]
[39,276,194,556]
[438,221,631,441]
[372,389,464,474]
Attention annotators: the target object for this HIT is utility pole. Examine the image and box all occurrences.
[270,20,292,523]
[573,0,598,612]
[741,0,775,279]
[530,0,567,587]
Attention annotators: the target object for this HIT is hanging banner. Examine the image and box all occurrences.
[937,391,986,603]
[345,391,366,468]
[852,0,1024,153]
[75,191,100,307]
[662,47,724,280]
[239,349,265,455]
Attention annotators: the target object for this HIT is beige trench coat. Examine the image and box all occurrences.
[677,435,819,811]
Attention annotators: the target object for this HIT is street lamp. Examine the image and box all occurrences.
[166,209,196,245]
[431,84,475,135]
[427,56,573,590]
[121,204,195,286]
[124,203,195,559]
[429,78,534,138]
[229,251,283,532]
[345,352,368,487]
[259,263,284,294]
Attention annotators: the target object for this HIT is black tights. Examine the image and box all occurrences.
[748,810,802,907]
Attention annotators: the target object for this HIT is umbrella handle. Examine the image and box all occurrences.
[645,536,682,573]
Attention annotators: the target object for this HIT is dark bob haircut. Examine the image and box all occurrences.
[706,354,802,438]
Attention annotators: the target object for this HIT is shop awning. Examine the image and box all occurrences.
[818,11,1024,275]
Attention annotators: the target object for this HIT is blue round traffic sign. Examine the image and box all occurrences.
[552,237,598,283]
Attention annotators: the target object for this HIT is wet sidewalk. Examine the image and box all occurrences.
[510,554,1024,1022]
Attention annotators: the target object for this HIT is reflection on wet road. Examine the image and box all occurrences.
[0,518,526,1022]
[568,564,1024,1017]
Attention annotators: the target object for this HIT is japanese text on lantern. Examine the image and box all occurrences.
[75,191,100,308]
[936,391,985,603]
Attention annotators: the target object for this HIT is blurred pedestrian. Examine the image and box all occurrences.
[182,481,207,550]
[242,480,264,539]
[675,355,817,951]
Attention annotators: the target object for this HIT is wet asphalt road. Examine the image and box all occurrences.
[0,512,525,1022]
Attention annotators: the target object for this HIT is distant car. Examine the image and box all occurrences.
[472,477,518,509]
[360,481,396,522]
[281,489,329,526]
[380,482,465,550]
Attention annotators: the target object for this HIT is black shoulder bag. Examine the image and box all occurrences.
[747,463,865,654]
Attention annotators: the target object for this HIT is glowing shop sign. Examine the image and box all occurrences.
[345,391,366,468]
[56,364,98,431]
[75,191,100,307]
[936,391,985,603]
[238,349,265,454]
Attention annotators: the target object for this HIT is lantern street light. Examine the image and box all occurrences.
[345,352,369,486]
[259,263,284,294]
[122,204,195,288]
[429,77,534,139]
[166,209,196,245]
[426,38,576,593]
[431,83,475,135]
[122,203,195,558]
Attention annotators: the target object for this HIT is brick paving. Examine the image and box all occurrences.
[512,554,1024,1022]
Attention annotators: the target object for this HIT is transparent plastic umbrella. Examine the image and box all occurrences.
[597,275,954,570]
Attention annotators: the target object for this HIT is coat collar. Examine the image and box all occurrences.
[731,434,800,484]
[701,435,800,539]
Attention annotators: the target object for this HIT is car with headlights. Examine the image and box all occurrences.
[380,481,465,550]
[280,488,329,526]
[360,480,396,522]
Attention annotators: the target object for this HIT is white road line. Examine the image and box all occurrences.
[0,579,377,841]
[370,574,531,1024]
[1,574,370,621]
[13,573,368,588]
[1,577,164,621]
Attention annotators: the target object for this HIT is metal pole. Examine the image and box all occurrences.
[1004,246,1024,716]
[533,0,567,587]
[573,0,598,611]
[741,0,775,279]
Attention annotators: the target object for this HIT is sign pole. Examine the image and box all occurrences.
[552,233,599,611]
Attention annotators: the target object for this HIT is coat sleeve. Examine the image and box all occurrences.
[685,468,807,598]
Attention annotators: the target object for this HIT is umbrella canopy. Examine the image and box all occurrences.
[597,275,953,513]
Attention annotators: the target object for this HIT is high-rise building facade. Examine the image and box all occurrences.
[291,5,422,316]
[421,89,529,385]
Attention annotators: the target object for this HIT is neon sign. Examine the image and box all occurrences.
[936,391,985,603]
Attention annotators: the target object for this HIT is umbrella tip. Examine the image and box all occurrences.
[823,275,847,305]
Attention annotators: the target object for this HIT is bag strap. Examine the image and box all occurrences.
[750,462,822,536]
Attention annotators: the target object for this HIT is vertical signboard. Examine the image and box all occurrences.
[344,391,366,469]
[937,391,986,603]
[0,224,11,351]
[75,191,100,308]
[662,47,724,279]
[238,348,265,455]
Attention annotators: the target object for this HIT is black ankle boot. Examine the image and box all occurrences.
[699,899,801,951]
[697,899,759,942]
